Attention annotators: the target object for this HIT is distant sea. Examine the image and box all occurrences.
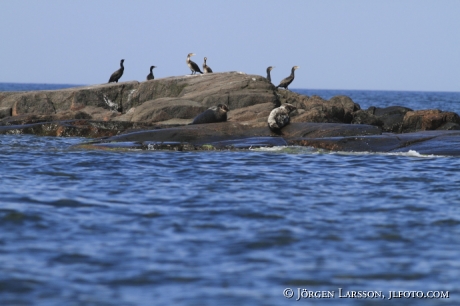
[0,82,84,92]
[1,83,459,305]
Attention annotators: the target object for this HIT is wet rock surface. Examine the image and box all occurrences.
[288,130,460,156]
[2,72,460,155]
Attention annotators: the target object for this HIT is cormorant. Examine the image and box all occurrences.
[192,104,229,124]
[268,103,297,132]
[108,59,124,83]
[266,66,274,82]
[203,57,213,73]
[276,66,299,90]
[147,65,157,80]
[186,53,203,75]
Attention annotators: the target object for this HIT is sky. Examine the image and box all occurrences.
[1,0,459,91]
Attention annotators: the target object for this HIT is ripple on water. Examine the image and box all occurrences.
[1,134,460,305]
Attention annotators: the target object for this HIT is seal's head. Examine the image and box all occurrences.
[282,103,297,113]
[217,104,229,112]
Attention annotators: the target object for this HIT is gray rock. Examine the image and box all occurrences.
[0,107,12,119]
[227,102,274,123]
[2,70,460,156]
[0,72,279,123]
[289,130,460,156]
[131,98,206,122]
[291,95,361,124]
[351,109,384,126]
[367,106,413,132]
[12,92,56,115]
[90,122,382,146]
[401,109,460,133]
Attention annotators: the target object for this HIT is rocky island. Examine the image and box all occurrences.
[1,72,460,155]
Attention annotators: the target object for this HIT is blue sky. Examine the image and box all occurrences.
[1,1,459,91]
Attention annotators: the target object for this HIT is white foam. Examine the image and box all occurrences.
[250,146,285,151]
[334,149,443,158]
[386,150,440,158]
[250,146,446,157]
[250,146,319,154]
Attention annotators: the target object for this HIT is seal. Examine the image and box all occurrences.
[267,103,297,132]
[192,104,229,124]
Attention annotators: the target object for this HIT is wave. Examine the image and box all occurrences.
[251,146,448,158]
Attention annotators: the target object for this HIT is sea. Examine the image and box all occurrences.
[1,82,459,306]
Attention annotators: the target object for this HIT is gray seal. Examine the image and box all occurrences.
[268,103,297,132]
[192,104,229,124]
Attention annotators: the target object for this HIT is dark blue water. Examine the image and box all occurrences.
[0,82,83,92]
[1,84,460,305]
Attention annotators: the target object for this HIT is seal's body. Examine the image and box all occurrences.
[268,103,297,132]
[192,104,229,124]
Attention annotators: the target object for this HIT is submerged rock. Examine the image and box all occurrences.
[288,130,460,156]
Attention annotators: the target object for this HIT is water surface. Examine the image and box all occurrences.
[1,84,459,305]
[1,135,459,305]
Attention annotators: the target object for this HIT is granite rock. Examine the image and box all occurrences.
[2,72,460,155]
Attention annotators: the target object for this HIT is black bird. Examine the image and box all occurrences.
[203,57,213,73]
[186,53,203,75]
[266,66,274,82]
[147,65,157,80]
[108,59,124,83]
[276,66,299,90]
